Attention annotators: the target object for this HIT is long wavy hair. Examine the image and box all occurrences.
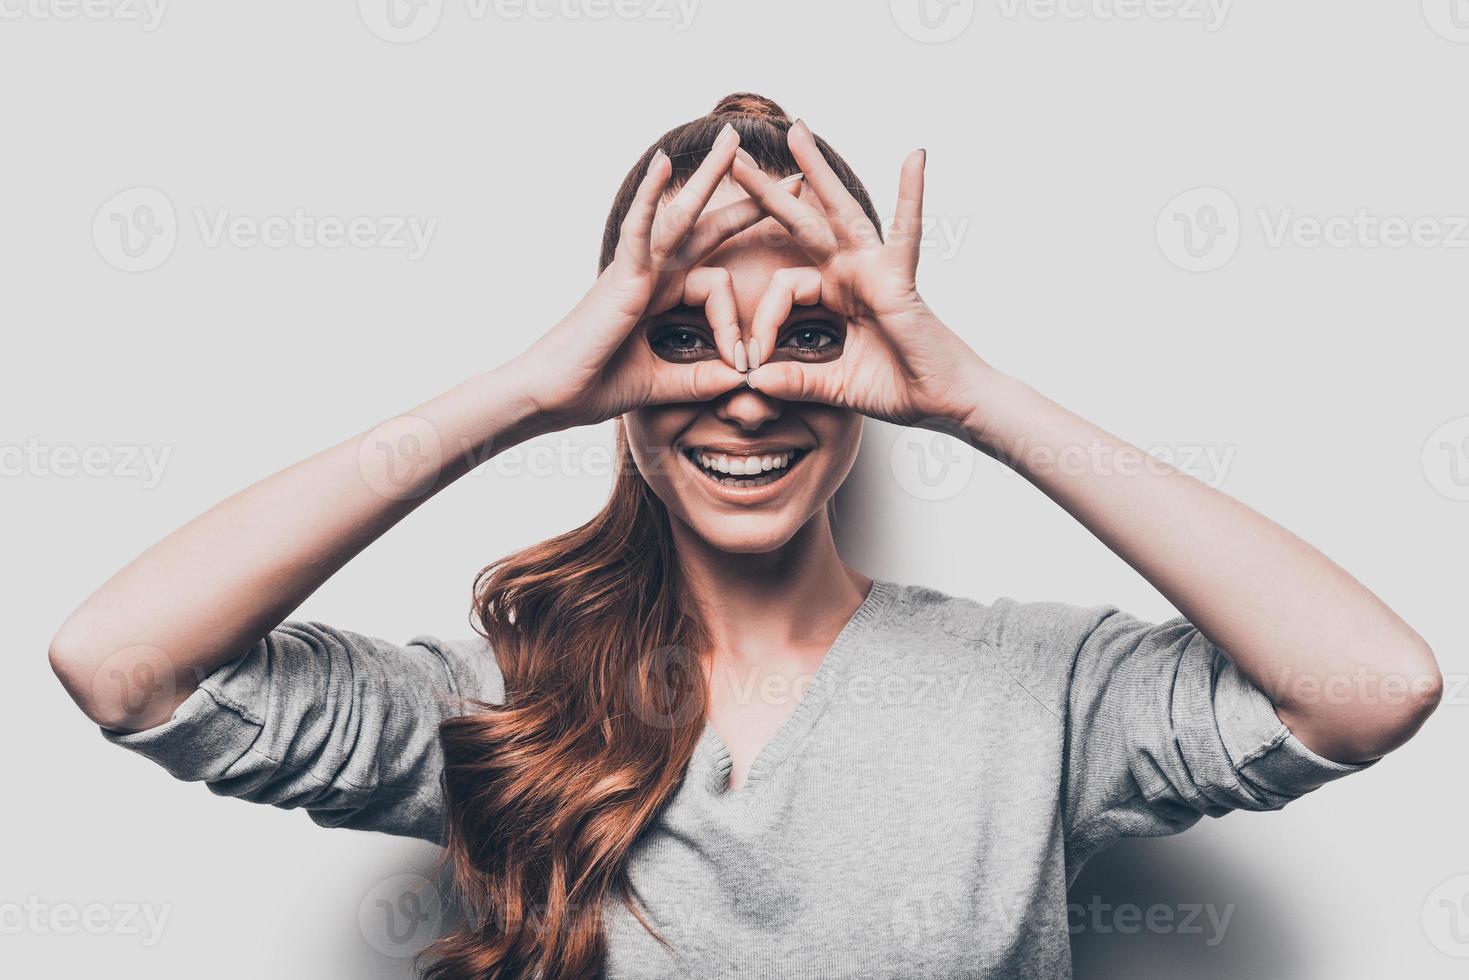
[423,93,882,980]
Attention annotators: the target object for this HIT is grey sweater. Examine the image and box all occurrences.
[102,579,1366,978]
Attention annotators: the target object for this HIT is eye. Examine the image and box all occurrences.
[776,320,844,362]
[649,324,717,363]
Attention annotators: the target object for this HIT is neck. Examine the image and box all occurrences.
[669,509,872,664]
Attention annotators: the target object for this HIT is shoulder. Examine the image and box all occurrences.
[879,579,1120,699]
[404,631,505,707]
[882,579,1115,650]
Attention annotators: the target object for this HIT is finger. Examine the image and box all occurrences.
[618,149,673,270]
[787,119,879,248]
[744,360,843,406]
[648,359,748,406]
[676,172,805,265]
[749,266,823,368]
[651,123,741,267]
[680,266,741,369]
[890,148,927,275]
[731,157,838,262]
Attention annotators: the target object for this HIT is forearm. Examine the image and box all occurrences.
[963,367,1441,762]
[50,363,544,731]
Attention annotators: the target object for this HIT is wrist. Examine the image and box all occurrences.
[954,364,1029,456]
[461,361,558,457]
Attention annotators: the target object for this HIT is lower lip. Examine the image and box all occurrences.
[680,450,807,505]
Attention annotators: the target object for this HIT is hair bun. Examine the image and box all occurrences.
[710,92,790,124]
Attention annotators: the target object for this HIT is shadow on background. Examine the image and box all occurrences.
[1068,839,1304,980]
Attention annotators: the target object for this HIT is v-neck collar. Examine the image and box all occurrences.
[692,578,897,796]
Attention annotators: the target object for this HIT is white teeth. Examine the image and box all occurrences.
[689,449,799,480]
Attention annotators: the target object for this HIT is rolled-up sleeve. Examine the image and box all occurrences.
[99,622,501,845]
[996,601,1373,867]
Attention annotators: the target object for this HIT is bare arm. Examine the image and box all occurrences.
[735,127,1442,766]
[962,368,1442,764]
[51,128,767,732]
[48,369,547,731]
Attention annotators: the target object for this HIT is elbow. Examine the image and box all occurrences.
[1337,643,1442,762]
[48,612,108,723]
[48,611,165,732]
[1279,641,1443,764]
[1391,649,1444,741]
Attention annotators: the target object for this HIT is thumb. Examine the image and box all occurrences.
[746,361,840,405]
[647,360,747,406]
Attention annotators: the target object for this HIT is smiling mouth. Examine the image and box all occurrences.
[683,448,808,488]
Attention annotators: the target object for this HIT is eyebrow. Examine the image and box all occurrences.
[647,303,704,320]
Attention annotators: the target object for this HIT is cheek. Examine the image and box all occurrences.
[623,407,695,490]
[804,409,864,486]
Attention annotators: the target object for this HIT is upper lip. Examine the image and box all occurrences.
[683,443,812,456]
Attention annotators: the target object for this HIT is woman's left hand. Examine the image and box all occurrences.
[731,122,991,432]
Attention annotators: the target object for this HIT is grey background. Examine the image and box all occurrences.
[4,1,1468,976]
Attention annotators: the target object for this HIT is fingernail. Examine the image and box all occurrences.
[748,337,762,370]
[718,122,739,146]
[792,119,810,136]
[778,172,804,185]
[735,147,758,168]
[746,366,760,391]
[652,148,667,163]
[733,338,748,373]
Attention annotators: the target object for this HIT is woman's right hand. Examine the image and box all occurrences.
[510,123,782,433]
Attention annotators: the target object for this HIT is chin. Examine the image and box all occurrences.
[678,509,812,555]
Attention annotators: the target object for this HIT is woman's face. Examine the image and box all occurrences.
[623,177,863,555]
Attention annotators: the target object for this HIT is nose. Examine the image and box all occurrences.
[714,386,783,432]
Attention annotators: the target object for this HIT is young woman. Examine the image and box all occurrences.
[51,94,1442,979]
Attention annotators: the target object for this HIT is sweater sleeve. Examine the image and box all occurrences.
[98,621,503,845]
[993,599,1373,867]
